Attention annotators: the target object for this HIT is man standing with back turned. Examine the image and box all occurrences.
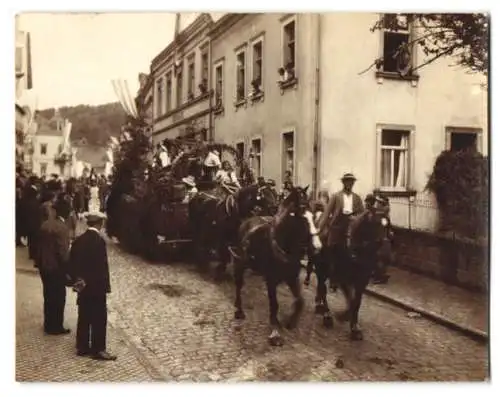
[69,211,116,360]
[36,204,71,335]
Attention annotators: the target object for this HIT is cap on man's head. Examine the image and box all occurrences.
[84,211,107,224]
[341,173,356,181]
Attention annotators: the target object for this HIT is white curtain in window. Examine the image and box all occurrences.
[381,149,391,186]
[394,150,405,187]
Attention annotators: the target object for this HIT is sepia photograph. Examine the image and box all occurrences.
[10,3,491,388]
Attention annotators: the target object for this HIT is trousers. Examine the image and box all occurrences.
[76,294,108,353]
[39,269,67,332]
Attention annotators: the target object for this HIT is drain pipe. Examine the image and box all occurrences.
[312,14,321,197]
[208,35,214,142]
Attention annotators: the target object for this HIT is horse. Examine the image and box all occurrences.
[229,185,322,346]
[188,181,278,278]
[313,197,386,340]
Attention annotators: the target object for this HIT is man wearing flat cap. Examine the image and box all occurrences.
[317,173,364,287]
[69,211,116,360]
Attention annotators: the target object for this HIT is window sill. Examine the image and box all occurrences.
[279,77,298,93]
[373,188,417,198]
[213,106,224,116]
[234,99,247,110]
[250,91,264,103]
[375,71,420,85]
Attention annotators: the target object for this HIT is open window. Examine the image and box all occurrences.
[381,14,413,76]
[214,61,224,112]
[446,127,482,153]
[251,38,264,95]
[40,143,47,155]
[236,49,246,102]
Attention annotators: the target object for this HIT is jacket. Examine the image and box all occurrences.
[69,229,111,298]
[36,217,70,273]
[317,190,364,245]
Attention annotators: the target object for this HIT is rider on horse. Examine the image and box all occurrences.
[216,160,241,194]
[317,173,364,290]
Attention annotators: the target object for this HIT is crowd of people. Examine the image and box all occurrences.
[16,166,116,361]
[16,169,112,248]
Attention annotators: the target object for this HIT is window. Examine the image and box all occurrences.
[156,78,164,117]
[40,143,47,155]
[379,129,410,189]
[176,63,183,107]
[236,142,245,160]
[282,131,295,180]
[251,138,262,178]
[187,56,195,99]
[382,14,412,74]
[201,51,209,83]
[15,47,23,72]
[40,163,47,176]
[236,50,246,101]
[447,128,481,153]
[282,19,296,72]
[166,72,173,112]
[251,39,263,90]
[214,63,224,107]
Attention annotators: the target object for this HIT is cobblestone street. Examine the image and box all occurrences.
[16,240,489,382]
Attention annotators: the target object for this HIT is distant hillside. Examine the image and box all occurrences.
[37,102,127,146]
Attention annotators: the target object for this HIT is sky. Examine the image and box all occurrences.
[17,12,223,110]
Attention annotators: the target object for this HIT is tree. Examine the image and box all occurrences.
[366,13,489,76]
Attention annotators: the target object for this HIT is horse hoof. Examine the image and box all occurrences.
[315,304,326,315]
[350,329,363,341]
[234,310,246,320]
[284,318,297,330]
[323,315,334,328]
[268,331,283,346]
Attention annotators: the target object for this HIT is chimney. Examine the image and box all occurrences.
[26,32,33,89]
[174,13,181,40]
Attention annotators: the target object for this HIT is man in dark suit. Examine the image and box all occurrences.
[36,204,71,335]
[317,173,364,289]
[69,212,116,361]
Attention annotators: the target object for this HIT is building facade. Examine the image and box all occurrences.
[151,13,213,143]
[147,13,488,231]
[209,13,319,186]
[31,111,73,179]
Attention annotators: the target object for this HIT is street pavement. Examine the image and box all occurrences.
[16,236,489,382]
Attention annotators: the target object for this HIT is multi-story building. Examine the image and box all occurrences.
[31,110,73,178]
[147,13,488,231]
[151,13,213,142]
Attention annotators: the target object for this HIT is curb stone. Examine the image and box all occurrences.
[363,287,488,343]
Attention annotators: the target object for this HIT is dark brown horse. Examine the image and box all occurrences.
[188,182,279,277]
[230,185,322,346]
[312,197,385,340]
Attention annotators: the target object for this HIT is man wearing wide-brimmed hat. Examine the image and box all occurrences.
[317,173,364,288]
[69,211,116,360]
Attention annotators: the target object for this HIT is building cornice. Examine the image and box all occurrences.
[151,13,214,73]
[208,13,252,41]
